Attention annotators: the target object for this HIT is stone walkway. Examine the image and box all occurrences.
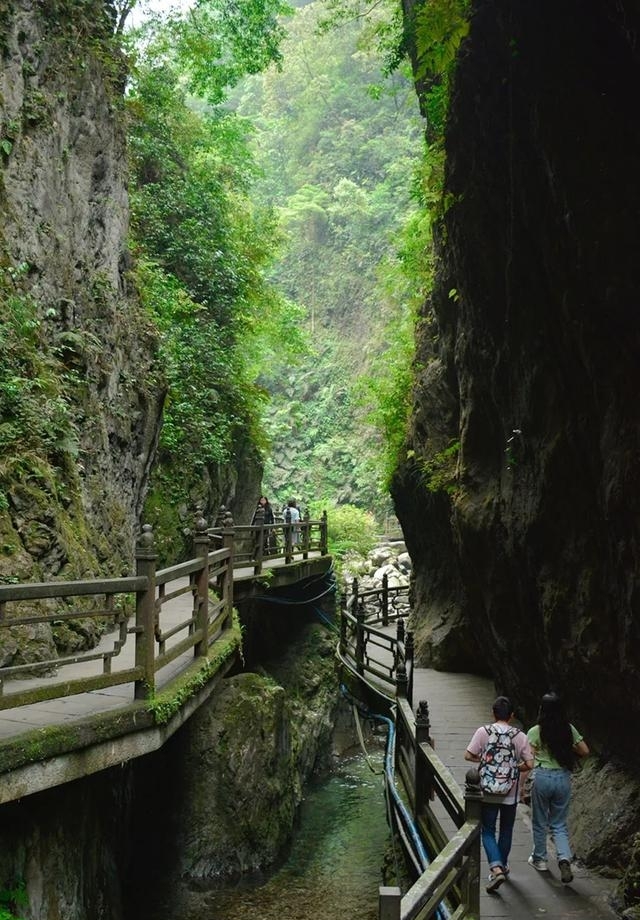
[411,668,617,920]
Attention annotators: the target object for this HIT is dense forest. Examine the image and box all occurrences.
[227,3,424,519]
[126,0,431,551]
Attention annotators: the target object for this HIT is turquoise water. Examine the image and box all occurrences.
[201,742,390,920]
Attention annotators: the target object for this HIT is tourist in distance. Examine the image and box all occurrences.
[526,691,589,883]
[465,696,534,893]
[284,499,301,546]
[251,496,276,552]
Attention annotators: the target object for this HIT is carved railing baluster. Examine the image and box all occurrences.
[135,524,157,700]
[193,512,210,657]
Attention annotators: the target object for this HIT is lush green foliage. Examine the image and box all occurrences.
[0,879,27,920]
[127,19,304,554]
[0,266,79,500]
[230,2,424,519]
[413,0,470,83]
[154,0,293,104]
[419,439,460,493]
[308,500,377,558]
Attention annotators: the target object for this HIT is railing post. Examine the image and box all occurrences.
[464,768,483,918]
[320,509,328,555]
[135,524,157,700]
[382,572,389,626]
[339,591,347,657]
[284,515,293,564]
[405,630,414,707]
[302,509,310,560]
[414,699,432,819]
[396,659,408,699]
[253,506,265,575]
[222,527,235,629]
[193,512,210,657]
[379,886,401,920]
[355,600,366,675]
[394,618,407,697]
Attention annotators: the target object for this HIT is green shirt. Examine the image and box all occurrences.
[526,723,583,769]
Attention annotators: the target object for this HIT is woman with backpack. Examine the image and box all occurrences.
[526,692,589,883]
[465,696,534,893]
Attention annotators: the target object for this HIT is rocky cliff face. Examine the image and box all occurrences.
[395,0,640,756]
[392,0,640,885]
[0,0,163,583]
[0,764,133,920]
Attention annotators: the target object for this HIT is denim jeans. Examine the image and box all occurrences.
[531,767,573,862]
[481,801,517,870]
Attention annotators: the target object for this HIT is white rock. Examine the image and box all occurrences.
[369,547,394,566]
[373,563,399,583]
[397,552,412,572]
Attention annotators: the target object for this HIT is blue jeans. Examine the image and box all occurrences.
[531,767,572,862]
[481,802,517,870]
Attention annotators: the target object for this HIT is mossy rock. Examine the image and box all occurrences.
[619,834,640,908]
[0,511,36,578]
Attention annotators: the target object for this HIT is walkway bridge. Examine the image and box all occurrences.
[0,512,332,804]
[339,583,617,920]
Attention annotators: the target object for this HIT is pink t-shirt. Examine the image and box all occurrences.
[467,723,534,804]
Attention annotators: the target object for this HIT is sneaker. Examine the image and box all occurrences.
[528,856,549,871]
[559,860,574,883]
[486,870,506,893]
[503,864,510,877]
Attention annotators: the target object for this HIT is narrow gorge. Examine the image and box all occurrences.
[1,0,640,917]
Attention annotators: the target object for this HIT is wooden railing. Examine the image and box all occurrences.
[339,580,482,920]
[383,693,481,920]
[339,575,412,699]
[0,520,234,710]
[0,512,329,712]
[210,510,328,574]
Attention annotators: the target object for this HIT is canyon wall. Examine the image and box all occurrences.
[0,2,261,669]
[393,0,640,895]
[0,0,163,583]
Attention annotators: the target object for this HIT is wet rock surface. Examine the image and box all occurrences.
[393,0,640,904]
[126,624,339,918]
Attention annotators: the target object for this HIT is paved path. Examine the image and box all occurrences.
[411,668,617,920]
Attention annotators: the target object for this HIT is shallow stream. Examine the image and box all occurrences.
[201,734,390,920]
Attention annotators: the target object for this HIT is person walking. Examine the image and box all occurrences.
[465,696,534,893]
[251,496,275,552]
[284,499,301,546]
[526,691,589,883]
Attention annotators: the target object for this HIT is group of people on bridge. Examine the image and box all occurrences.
[250,495,302,549]
[465,692,589,894]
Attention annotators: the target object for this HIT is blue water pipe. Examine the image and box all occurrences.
[340,684,451,920]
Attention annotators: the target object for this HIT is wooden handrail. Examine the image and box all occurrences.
[0,513,329,712]
[0,575,146,602]
[208,518,326,574]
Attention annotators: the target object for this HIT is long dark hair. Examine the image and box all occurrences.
[538,692,575,770]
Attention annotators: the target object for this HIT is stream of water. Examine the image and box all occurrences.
[200,737,390,920]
